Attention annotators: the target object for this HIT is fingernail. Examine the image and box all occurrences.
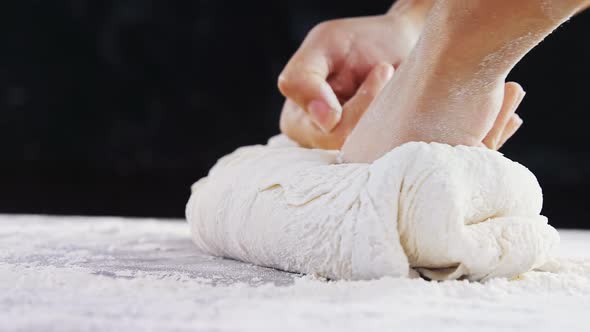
[379,64,394,81]
[318,84,343,115]
[514,90,526,110]
[308,99,339,133]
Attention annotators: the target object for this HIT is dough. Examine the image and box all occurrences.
[186,135,559,281]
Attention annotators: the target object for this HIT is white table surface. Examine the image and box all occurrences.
[1,214,589,332]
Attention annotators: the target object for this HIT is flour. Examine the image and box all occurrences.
[1,215,588,331]
[186,135,559,281]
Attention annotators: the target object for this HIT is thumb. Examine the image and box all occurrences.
[278,50,342,133]
[338,63,395,133]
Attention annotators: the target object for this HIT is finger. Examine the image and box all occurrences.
[335,63,395,137]
[278,50,342,133]
[494,88,525,150]
[482,82,524,150]
[327,67,362,104]
[280,97,351,151]
[279,99,318,149]
[496,114,523,150]
[280,64,395,151]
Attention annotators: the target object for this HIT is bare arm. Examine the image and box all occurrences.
[342,0,590,162]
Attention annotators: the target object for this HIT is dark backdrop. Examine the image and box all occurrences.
[1,1,589,229]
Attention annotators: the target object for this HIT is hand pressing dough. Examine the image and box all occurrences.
[186,135,559,281]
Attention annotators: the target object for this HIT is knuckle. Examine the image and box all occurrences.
[309,20,337,37]
[277,73,293,93]
[277,69,307,95]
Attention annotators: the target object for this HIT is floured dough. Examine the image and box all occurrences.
[186,135,559,281]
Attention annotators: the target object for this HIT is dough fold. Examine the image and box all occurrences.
[186,135,559,281]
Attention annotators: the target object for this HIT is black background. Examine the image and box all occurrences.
[1,1,589,228]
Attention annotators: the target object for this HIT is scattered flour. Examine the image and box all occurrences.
[1,215,589,331]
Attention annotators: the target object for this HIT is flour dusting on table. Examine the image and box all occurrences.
[1,215,589,332]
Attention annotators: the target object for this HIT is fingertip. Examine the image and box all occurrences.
[505,81,523,92]
[278,70,342,118]
[376,62,395,82]
[277,73,291,97]
[319,82,344,114]
[512,91,526,114]
[340,62,394,126]
[363,62,395,95]
[506,82,526,104]
[308,99,341,133]
[503,82,519,102]
[497,114,524,150]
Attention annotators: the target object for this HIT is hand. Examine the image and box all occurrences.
[278,12,424,133]
[280,63,395,150]
[341,65,527,161]
[281,63,525,152]
[341,1,537,163]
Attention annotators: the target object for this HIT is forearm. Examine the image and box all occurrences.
[419,0,588,82]
[577,1,590,13]
[384,0,590,81]
[384,0,590,40]
[341,0,589,162]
